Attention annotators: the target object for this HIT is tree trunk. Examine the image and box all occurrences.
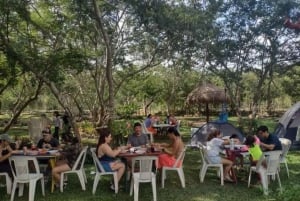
[42,79,81,143]
[93,0,115,129]
[2,80,43,133]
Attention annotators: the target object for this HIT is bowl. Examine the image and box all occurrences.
[48,150,59,154]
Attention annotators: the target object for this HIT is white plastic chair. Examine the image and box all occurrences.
[176,120,181,132]
[141,121,154,143]
[90,147,118,194]
[0,172,12,194]
[247,151,282,195]
[199,146,224,186]
[161,147,186,188]
[60,146,88,192]
[9,156,45,201]
[279,138,291,177]
[130,156,158,201]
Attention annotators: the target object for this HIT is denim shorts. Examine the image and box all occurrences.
[100,161,113,172]
[208,156,221,164]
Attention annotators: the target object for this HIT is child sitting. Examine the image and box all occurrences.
[244,135,266,167]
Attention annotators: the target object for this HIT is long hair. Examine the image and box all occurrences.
[96,127,111,153]
[207,130,221,141]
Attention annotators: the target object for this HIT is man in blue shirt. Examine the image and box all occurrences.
[257,125,282,151]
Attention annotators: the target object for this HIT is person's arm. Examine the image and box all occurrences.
[101,144,121,158]
[0,147,12,162]
[260,142,275,151]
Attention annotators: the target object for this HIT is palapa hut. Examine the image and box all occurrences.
[186,83,230,122]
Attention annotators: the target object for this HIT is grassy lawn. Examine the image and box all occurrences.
[1,148,299,201]
[1,116,300,201]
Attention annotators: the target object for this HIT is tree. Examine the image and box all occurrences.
[204,0,300,119]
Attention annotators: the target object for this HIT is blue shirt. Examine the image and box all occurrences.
[144,118,152,128]
[261,134,282,151]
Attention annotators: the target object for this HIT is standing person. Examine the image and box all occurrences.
[96,127,125,191]
[0,134,14,178]
[61,112,72,143]
[53,111,61,141]
[155,127,184,169]
[127,122,149,147]
[206,130,233,182]
[52,137,81,189]
[257,125,282,151]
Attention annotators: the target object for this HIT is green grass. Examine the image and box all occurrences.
[1,116,299,201]
[1,149,299,201]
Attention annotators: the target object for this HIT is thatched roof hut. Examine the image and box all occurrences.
[186,83,229,122]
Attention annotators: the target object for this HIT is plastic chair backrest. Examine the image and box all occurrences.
[72,146,88,171]
[9,156,40,179]
[173,146,186,167]
[90,147,106,173]
[279,138,291,159]
[265,151,282,175]
[132,156,157,181]
[200,146,212,164]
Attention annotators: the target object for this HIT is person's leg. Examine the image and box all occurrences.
[111,162,125,182]
[52,163,71,186]
[221,158,233,179]
[53,127,59,141]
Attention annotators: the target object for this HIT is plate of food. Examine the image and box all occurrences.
[48,150,59,155]
[27,150,39,155]
[38,149,49,154]
[135,149,146,154]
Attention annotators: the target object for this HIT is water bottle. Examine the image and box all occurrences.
[230,139,234,150]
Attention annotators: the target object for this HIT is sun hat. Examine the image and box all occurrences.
[0,133,12,142]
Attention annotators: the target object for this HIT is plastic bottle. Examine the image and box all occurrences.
[230,139,234,150]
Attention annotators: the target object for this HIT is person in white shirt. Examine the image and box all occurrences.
[206,130,233,182]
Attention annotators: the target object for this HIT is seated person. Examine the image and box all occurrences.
[169,114,178,126]
[37,129,60,173]
[52,137,81,188]
[257,125,282,151]
[127,122,149,148]
[244,135,265,167]
[96,127,125,191]
[206,130,233,182]
[229,134,242,144]
[37,129,60,150]
[154,127,184,169]
[144,114,157,134]
[229,133,244,167]
[0,134,14,178]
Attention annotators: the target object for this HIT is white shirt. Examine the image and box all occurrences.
[206,138,224,157]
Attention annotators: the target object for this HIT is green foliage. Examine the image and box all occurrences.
[116,103,139,119]
[79,121,95,134]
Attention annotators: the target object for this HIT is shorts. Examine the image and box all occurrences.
[208,156,221,164]
[100,161,113,172]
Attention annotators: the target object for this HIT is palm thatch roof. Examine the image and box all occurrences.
[186,83,229,122]
[186,83,229,105]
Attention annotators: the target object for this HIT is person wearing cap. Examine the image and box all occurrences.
[257,125,282,151]
[0,134,14,178]
[37,129,60,149]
